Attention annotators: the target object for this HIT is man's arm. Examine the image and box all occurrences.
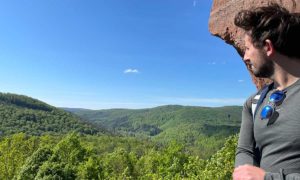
[235,98,260,167]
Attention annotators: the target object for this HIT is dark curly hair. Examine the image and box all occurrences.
[234,3,300,59]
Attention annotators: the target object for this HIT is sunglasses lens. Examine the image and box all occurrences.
[261,105,274,119]
[269,91,285,103]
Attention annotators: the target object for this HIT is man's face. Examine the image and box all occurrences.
[243,35,274,78]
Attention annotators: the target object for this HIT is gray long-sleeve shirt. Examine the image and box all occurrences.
[235,79,300,179]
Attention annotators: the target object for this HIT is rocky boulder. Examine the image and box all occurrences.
[209,0,300,89]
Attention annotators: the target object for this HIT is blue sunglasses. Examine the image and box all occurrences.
[260,90,286,120]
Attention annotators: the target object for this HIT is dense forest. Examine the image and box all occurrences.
[0,92,242,179]
[0,133,238,179]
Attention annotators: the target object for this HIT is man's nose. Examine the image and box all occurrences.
[243,53,249,62]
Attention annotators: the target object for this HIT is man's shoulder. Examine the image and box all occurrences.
[245,91,260,106]
[247,83,274,101]
[244,83,273,109]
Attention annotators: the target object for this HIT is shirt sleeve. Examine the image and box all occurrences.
[235,97,260,167]
[265,172,300,180]
[264,172,282,180]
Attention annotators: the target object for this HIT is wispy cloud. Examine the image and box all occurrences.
[174,97,245,104]
[53,97,245,110]
[208,61,227,65]
[54,101,161,110]
[48,96,246,110]
[207,59,227,66]
[124,68,139,74]
[208,62,216,65]
[193,0,197,7]
[238,80,245,83]
[155,96,246,106]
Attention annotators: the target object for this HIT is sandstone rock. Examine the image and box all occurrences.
[209,0,300,89]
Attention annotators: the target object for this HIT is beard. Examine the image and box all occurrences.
[252,59,274,78]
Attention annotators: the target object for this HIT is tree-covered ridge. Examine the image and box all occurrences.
[66,105,242,158]
[0,133,238,179]
[0,92,106,136]
[66,105,242,136]
[0,93,54,111]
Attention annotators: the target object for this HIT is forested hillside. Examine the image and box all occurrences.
[0,92,242,179]
[0,93,105,136]
[66,105,242,137]
[65,105,242,158]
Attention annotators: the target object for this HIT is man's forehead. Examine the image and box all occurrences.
[243,34,253,45]
[244,34,251,41]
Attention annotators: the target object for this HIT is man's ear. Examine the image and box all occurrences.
[264,39,275,57]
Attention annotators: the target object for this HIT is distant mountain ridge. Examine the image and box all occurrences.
[64,105,242,158]
[64,105,242,145]
[0,93,107,136]
[0,91,243,160]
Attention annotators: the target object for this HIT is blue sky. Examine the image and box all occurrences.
[0,0,256,109]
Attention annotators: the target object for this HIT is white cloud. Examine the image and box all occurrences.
[48,96,246,110]
[208,61,228,65]
[76,97,245,109]
[174,97,245,104]
[155,96,246,106]
[55,101,161,110]
[193,0,197,7]
[208,62,217,65]
[238,80,245,83]
[124,68,139,74]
